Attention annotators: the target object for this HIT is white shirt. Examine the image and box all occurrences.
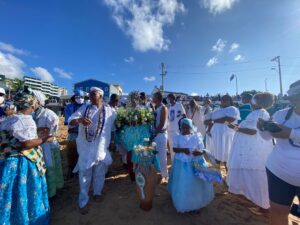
[266,108,300,186]
[211,106,240,124]
[290,129,300,143]
[168,102,186,132]
[68,103,116,171]
[35,108,59,134]
[0,114,38,141]
[173,133,204,162]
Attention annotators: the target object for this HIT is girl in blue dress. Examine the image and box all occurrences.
[0,89,51,225]
[168,118,214,213]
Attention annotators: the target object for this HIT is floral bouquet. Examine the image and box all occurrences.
[192,151,222,184]
[115,108,154,129]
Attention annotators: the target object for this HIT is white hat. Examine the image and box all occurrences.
[0,87,6,95]
[32,90,47,106]
[90,87,104,96]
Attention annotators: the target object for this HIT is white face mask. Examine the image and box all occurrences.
[0,96,4,105]
[75,98,84,104]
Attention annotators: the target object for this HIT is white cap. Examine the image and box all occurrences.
[90,87,104,96]
[0,87,5,95]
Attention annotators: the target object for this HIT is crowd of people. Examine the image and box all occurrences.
[0,79,299,225]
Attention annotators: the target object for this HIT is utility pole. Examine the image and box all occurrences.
[271,56,283,97]
[161,62,166,95]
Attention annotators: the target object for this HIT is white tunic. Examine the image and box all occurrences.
[228,109,273,170]
[266,108,300,186]
[69,104,116,171]
[35,108,59,167]
[210,106,240,162]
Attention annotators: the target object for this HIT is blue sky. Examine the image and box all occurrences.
[0,0,299,96]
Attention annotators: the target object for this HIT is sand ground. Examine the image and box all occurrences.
[51,118,300,225]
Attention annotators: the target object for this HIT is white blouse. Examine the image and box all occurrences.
[211,106,240,123]
[0,114,38,142]
[173,133,204,162]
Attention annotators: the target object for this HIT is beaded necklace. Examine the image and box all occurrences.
[83,104,106,142]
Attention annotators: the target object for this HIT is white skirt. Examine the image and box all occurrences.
[227,169,270,209]
[211,124,235,163]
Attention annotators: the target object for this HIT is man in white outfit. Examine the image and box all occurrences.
[153,92,169,184]
[69,87,116,214]
[167,93,186,161]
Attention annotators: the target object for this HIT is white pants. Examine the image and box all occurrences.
[155,132,168,178]
[168,131,176,162]
[79,162,108,208]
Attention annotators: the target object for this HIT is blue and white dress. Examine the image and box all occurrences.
[168,133,214,213]
[0,114,50,225]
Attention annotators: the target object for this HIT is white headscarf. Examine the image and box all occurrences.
[32,90,47,106]
[90,87,104,96]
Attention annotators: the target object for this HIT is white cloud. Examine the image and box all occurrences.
[0,42,30,55]
[190,92,198,96]
[124,56,135,63]
[144,76,156,82]
[31,67,54,83]
[229,42,239,52]
[202,0,239,14]
[104,0,185,52]
[234,54,244,61]
[53,67,73,79]
[206,56,218,67]
[212,38,226,52]
[0,51,25,79]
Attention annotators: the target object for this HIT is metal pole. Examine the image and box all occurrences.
[161,62,165,95]
[271,56,283,97]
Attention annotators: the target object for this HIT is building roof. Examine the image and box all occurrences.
[73,78,109,86]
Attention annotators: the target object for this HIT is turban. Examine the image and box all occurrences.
[180,118,195,132]
[32,90,47,106]
[14,87,36,110]
[90,87,104,96]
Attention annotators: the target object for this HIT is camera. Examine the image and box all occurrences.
[257,119,282,133]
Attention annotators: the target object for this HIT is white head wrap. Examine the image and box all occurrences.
[32,90,47,106]
[250,97,257,105]
[287,82,300,96]
[90,87,104,96]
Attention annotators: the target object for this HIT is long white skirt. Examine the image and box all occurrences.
[227,169,270,209]
[210,124,235,163]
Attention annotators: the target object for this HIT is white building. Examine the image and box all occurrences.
[24,76,66,97]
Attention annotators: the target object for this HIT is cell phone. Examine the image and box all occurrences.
[290,204,300,218]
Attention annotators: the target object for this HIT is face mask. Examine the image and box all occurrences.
[0,96,4,105]
[75,98,84,104]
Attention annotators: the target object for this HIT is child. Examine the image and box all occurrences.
[168,118,214,213]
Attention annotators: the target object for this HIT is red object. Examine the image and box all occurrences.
[127,151,135,181]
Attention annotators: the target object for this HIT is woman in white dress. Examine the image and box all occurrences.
[187,99,206,137]
[227,92,275,211]
[207,95,240,167]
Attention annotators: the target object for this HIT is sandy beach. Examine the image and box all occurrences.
[51,118,300,225]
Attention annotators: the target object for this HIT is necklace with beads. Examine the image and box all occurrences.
[83,104,106,142]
